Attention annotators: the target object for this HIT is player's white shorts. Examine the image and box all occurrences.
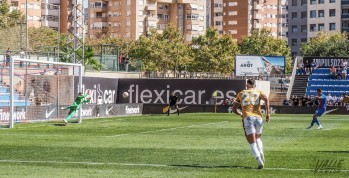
[243,116,263,135]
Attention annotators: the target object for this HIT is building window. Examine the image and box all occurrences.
[301,0,307,5]
[301,25,307,32]
[215,12,223,16]
[301,38,307,43]
[228,11,237,15]
[310,0,316,4]
[292,0,297,6]
[291,39,297,46]
[292,12,297,19]
[329,23,336,30]
[310,10,316,18]
[318,23,325,31]
[292,25,298,32]
[229,30,237,34]
[138,10,143,16]
[329,9,335,17]
[163,14,169,20]
[310,24,316,31]
[215,21,222,26]
[228,2,237,6]
[330,0,335,3]
[291,52,298,57]
[318,10,324,17]
[228,21,237,25]
[318,0,324,4]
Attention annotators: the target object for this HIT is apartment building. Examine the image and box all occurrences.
[278,0,288,40]
[210,0,284,41]
[88,0,207,41]
[288,0,343,57]
[10,0,42,27]
[41,0,60,31]
[8,0,81,34]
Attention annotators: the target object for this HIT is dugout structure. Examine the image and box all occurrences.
[0,57,83,128]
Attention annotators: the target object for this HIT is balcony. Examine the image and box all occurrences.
[146,15,157,22]
[158,0,177,3]
[177,0,192,3]
[253,23,262,28]
[342,13,349,19]
[253,14,262,19]
[254,4,262,10]
[146,4,157,11]
[214,7,223,12]
[342,0,349,5]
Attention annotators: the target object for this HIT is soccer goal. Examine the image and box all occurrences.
[0,57,83,128]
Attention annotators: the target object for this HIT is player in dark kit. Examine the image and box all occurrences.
[168,91,179,116]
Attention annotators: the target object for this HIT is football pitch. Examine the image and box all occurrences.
[0,113,348,177]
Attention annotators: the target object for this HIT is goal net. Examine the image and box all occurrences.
[0,57,83,128]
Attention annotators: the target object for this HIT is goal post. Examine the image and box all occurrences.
[1,57,83,128]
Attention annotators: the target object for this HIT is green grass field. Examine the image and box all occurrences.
[0,113,349,178]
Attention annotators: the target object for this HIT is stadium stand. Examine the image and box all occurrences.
[0,83,30,107]
[306,68,349,97]
[290,75,309,98]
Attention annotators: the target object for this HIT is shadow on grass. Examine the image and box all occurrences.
[317,151,349,154]
[53,123,66,126]
[170,164,253,169]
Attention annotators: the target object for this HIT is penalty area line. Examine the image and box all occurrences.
[0,159,348,172]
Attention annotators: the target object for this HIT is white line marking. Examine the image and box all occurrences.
[169,106,188,114]
[105,121,229,138]
[0,160,348,172]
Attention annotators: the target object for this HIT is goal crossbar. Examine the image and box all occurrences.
[11,57,83,67]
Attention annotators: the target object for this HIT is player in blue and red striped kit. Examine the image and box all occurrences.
[307,88,326,129]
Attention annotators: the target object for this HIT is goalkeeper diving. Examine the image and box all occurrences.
[61,91,91,126]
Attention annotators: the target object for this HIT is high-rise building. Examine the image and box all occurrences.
[288,0,343,57]
[206,0,211,28]
[9,0,82,34]
[210,0,285,41]
[41,0,61,31]
[278,0,288,40]
[88,0,207,41]
[10,0,42,27]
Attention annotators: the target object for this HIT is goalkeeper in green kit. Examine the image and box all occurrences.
[61,91,91,126]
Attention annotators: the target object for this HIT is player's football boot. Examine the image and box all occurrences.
[257,157,264,169]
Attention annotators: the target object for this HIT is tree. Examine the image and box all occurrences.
[130,24,190,73]
[60,45,102,71]
[0,0,23,29]
[301,31,349,57]
[29,27,60,52]
[189,27,239,73]
[238,28,292,73]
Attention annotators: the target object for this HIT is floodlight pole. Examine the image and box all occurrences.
[26,0,29,55]
[9,54,15,128]
[78,66,83,124]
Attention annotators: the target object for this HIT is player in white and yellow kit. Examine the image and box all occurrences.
[232,79,270,169]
